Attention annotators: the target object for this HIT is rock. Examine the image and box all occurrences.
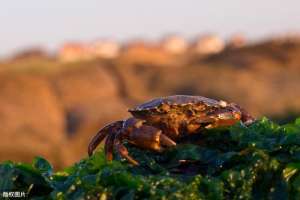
[51,65,128,135]
[0,73,65,168]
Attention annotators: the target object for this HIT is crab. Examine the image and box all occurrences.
[88,95,255,165]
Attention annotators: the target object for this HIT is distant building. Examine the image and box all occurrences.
[160,35,188,54]
[228,34,247,48]
[90,40,120,59]
[58,43,92,62]
[193,35,225,55]
[120,40,174,66]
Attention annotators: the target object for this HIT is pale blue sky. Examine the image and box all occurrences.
[0,0,299,56]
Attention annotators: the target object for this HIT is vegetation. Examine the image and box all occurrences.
[1,117,300,200]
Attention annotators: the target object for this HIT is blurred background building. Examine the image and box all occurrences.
[160,35,188,55]
[192,35,225,55]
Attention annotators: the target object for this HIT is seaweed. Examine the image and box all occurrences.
[1,118,300,199]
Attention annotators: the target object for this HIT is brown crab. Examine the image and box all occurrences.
[88,95,255,165]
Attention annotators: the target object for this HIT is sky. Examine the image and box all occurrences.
[0,0,299,56]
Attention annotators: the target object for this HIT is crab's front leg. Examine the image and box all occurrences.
[88,120,123,159]
[114,118,176,165]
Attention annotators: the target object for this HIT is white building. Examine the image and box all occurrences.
[58,43,92,62]
[161,35,188,54]
[193,35,225,55]
[90,40,120,59]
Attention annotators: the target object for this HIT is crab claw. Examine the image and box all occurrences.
[160,133,177,147]
[126,124,176,152]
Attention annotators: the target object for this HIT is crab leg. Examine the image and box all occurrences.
[187,117,215,131]
[116,143,139,166]
[114,130,139,165]
[113,122,176,165]
[104,130,117,161]
[88,120,123,156]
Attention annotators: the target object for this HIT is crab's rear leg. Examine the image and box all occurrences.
[104,130,117,161]
[88,121,123,157]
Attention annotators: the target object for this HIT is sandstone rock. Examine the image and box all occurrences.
[0,73,65,168]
